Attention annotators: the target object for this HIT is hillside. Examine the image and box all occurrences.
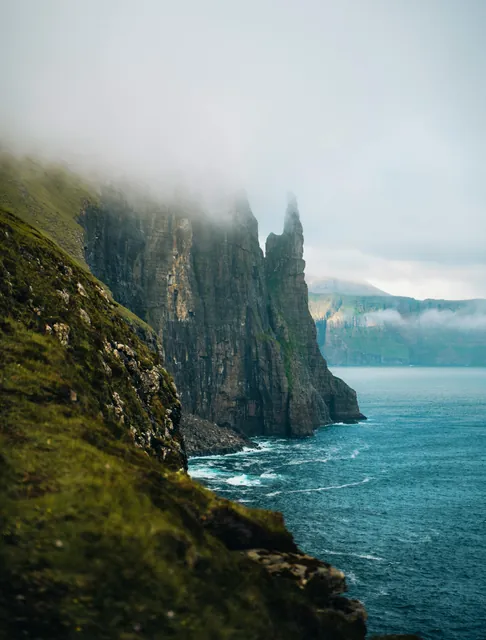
[0,150,98,267]
[309,292,486,366]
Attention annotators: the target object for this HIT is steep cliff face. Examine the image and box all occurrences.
[82,192,364,436]
[265,197,365,428]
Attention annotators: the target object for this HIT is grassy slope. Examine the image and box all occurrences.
[0,209,365,640]
[0,151,97,267]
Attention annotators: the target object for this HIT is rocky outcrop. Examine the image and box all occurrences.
[81,191,365,438]
[265,195,366,429]
[181,413,258,457]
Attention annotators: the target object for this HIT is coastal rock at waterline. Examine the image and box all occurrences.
[181,413,258,457]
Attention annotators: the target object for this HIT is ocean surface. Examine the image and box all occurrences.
[189,367,486,640]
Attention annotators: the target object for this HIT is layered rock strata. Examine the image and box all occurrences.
[82,192,365,438]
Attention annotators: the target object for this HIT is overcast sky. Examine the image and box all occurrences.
[1,0,486,299]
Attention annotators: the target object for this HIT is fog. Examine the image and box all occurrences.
[1,0,486,299]
[362,306,486,331]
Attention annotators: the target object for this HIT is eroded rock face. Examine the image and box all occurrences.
[82,191,365,436]
[181,413,258,457]
[265,195,366,431]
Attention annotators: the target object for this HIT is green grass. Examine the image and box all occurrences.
[0,151,98,267]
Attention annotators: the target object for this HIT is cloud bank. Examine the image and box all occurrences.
[1,0,486,299]
[362,306,486,332]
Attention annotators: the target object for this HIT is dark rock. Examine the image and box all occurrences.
[181,413,258,457]
[265,195,366,430]
[244,548,346,599]
[81,190,365,438]
[202,505,297,552]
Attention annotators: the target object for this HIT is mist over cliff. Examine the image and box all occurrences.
[363,305,486,332]
[81,187,365,434]
[2,0,486,299]
[310,292,486,366]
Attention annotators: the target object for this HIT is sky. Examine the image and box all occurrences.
[1,0,486,300]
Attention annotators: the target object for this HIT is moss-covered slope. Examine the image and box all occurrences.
[0,208,374,639]
[0,151,97,267]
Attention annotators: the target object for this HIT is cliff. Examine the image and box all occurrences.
[81,190,365,435]
[0,207,412,639]
[265,196,366,426]
[309,292,486,366]
[0,153,364,435]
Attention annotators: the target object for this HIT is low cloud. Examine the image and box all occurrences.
[1,1,486,299]
[362,306,486,332]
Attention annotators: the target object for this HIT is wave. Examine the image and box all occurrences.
[265,477,372,496]
[189,466,221,480]
[334,516,351,524]
[284,457,331,466]
[188,439,281,462]
[334,444,370,461]
[323,548,385,562]
[346,570,359,585]
[225,474,261,487]
[260,471,279,479]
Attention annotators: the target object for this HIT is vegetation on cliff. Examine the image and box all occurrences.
[309,292,486,366]
[0,151,97,267]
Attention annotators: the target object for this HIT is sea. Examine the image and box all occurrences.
[188,367,486,640]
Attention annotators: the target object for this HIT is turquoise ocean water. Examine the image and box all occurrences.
[189,367,486,639]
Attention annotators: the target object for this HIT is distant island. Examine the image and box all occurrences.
[308,278,486,366]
